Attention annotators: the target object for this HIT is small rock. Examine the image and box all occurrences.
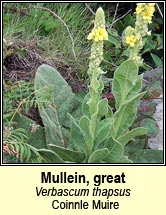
[148,94,163,150]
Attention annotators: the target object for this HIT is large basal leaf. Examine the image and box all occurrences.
[35,64,76,146]
[35,64,75,125]
[38,105,66,146]
[88,148,109,163]
[112,60,139,109]
[117,127,148,146]
[48,144,86,163]
[37,149,64,163]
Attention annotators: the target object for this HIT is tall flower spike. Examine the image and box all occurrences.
[123,3,155,65]
[87,7,108,114]
[84,7,108,156]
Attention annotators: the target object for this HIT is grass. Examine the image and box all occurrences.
[3,3,93,76]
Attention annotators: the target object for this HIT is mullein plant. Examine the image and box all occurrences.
[69,6,151,163]
[68,8,112,162]
[35,5,156,163]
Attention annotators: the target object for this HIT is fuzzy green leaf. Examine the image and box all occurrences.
[35,64,75,125]
[95,118,113,145]
[126,74,143,100]
[98,98,108,117]
[113,92,145,138]
[82,93,90,117]
[48,144,86,163]
[35,64,76,146]
[104,137,124,163]
[79,116,90,140]
[38,105,65,146]
[88,148,109,163]
[112,60,139,109]
[68,113,87,151]
[106,106,113,118]
[117,127,148,146]
[37,149,64,163]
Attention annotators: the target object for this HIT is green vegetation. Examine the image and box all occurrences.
[3,3,163,163]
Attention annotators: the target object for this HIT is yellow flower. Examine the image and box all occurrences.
[143,6,155,23]
[87,27,108,42]
[143,12,153,23]
[87,29,96,40]
[135,3,155,36]
[125,35,140,48]
[94,28,108,42]
[135,3,145,14]
[135,3,155,24]
[123,3,155,65]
